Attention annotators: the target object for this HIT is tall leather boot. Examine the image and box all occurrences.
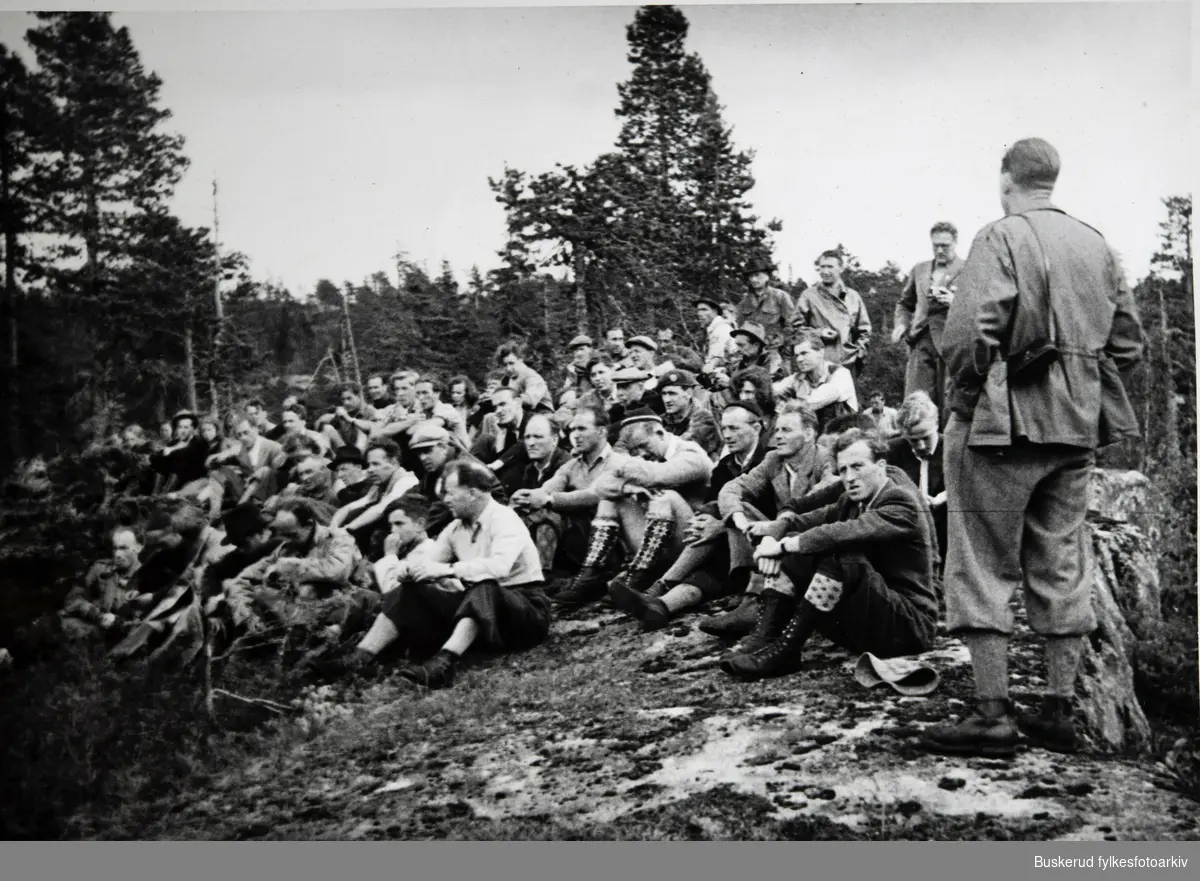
[554,519,621,608]
[718,589,793,664]
[720,598,818,680]
[610,517,677,596]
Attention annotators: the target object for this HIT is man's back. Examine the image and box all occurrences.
[944,207,1143,447]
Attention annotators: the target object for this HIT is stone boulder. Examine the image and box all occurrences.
[1074,469,1160,754]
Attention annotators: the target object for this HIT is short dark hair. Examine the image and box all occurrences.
[730,367,776,414]
[823,412,878,437]
[832,427,889,462]
[276,496,320,526]
[415,375,444,395]
[1001,137,1060,189]
[792,329,826,351]
[586,355,614,374]
[244,397,266,411]
[447,374,479,407]
[930,221,958,239]
[817,249,844,266]
[338,383,361,398]
[383,492,430,525]
[572,403,610,429]
[496,339,526,364]
[365,438,401,462]
[366,373,386,386]
[442,459,497,494]
[282,403,308,421]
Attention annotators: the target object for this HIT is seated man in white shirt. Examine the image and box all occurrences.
[773,329,859,435]
[315,459,552,689]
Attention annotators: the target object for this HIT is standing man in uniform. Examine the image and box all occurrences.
[892,222,966,418]
[921,138,1143,758]
[794,251,872,377]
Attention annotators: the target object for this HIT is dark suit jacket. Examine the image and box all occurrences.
[785,478,939,617]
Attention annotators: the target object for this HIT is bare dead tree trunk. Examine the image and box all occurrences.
[210,179,225,419]
[183,321,198,413]
[1158,284,1180,469]
[573,245,588,335]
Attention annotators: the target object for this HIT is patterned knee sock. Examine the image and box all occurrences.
[802,572,842,612]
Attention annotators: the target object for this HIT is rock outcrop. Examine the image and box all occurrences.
[1075,469,1161,754]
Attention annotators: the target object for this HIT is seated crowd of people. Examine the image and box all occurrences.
[47,252,951,702]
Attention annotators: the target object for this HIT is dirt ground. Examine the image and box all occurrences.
[140,596,1200,841]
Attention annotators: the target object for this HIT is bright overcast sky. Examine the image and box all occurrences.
[0,1,1192,294]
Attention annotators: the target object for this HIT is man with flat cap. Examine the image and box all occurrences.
[658,369,721,459]
[607,365,665,442]
[559,334,596,408]
[408,420,506,537]
[694,296,737,376]
[609,398,771,631]
[555,407,713,609]
[736,257,795,366]
[625,334,677,391]
[730,322,784,380]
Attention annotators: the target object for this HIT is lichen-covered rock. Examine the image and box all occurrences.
[1087,468,1154,536]
[1072,481,1158,754]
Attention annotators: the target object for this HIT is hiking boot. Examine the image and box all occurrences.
[398,649,459,690]
[718,590,792,664]
[608,580,672,632]
[920,699,1019,758]
[720,597,813,680]
[1016,696,1078,754]
[620,518,677,594]
[698,594,758,638]
[553,569,611,608]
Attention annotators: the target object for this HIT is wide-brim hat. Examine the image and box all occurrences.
[170,410,199,429]
[331,445,365,467]
[743,256,776,276]
[626,335,658,353]
[220,502,271,546]
[730,322,768,347]
[409,421,450,451]
[568,334,594,350]
[611,367,651,386]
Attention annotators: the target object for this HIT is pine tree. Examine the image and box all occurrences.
[25,12,189,439]
[491,5,778,343]
[0,45,47,466]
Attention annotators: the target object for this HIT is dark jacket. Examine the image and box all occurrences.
[784,477,938,618]
[661,400,722,459]
[696,436,770,517]
[942,206,1144,448]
